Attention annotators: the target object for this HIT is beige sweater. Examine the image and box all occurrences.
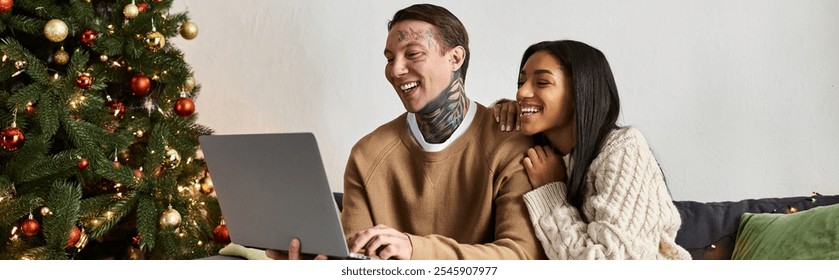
[341,104,545,260]
[523,127,691,260]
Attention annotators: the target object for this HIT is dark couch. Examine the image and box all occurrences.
[674,193,839,260]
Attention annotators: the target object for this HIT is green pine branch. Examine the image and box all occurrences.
[86,191,137,240]
[14,150,78,183]
[35,89,61,138]
[136,194,158,251]
[43,180,81,256]
[3,15,45,36]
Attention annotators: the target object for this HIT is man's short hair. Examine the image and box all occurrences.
[388,4,470,82]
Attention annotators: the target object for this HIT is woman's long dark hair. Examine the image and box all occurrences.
[519,40,621,212]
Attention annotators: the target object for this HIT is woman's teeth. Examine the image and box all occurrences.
[521,107,542,115]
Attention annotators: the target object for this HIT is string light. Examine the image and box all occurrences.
[692,193,824,253]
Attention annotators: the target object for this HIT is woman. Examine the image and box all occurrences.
[509,40,690,259]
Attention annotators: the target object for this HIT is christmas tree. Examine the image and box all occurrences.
[0,0,227,259]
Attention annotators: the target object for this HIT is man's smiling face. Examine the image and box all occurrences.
[384,20,457,113]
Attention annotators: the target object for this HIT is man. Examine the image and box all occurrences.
[271,4,544,260]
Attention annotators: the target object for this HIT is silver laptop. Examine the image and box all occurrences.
[199,133,369,260]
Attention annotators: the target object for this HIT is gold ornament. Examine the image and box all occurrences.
[123,4,139,19]
[40,206,53,216]
[100,54,109,62]
[200,176,215,194]
[75,228,89,250]
[180,21,199,40]
[14,60,26,69]
[144,31,165,52]
[183,76,196,92]
[159,205,182,227]
[133,130,144,138]
[54,47,69,65]
[162,147,181,169]
[44,19,69,42]
[127,246,145,260]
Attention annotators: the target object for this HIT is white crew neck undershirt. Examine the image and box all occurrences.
[407,100,477,152]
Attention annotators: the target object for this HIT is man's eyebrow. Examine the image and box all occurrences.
[384,42,426,55]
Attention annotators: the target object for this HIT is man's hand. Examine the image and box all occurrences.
[348,224,412,260]
[265,238,328,260]
[492,99,521,132]
[523,146,567,188]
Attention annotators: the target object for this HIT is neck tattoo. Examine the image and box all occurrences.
[416,73,470,144]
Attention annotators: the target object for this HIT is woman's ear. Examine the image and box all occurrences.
[449,46,466,72]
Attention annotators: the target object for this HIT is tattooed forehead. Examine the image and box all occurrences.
[396,27,435,42]
[391,26,439,51]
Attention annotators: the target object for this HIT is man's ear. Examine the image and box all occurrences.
[448,46,466,72]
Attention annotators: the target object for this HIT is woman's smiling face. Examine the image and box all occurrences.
[516,50,575,137]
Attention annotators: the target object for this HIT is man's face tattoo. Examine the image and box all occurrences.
[384,20,470,143]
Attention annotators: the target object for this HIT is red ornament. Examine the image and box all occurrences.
[25,103,35,115]
[67,227,81,247]
[174,97,195,117]
[213,224,230,244]
[76,74,93,89]
[77,158,89,170]
[0,0,13,14]
[132,235,141,246]
[130,74,151,96]
[137,3,147,12]
[107,100,126,118]
[80,28,98,46]
[21,218,40,237]
[1,126,25,152]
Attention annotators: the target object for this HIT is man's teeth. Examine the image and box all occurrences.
[400,82,419,92]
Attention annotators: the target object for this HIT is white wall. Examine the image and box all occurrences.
[170,0,839,202]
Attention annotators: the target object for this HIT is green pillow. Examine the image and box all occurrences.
[731,203,839,259]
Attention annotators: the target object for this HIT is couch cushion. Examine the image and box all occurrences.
[731,203,839,259]
[673,194,839,260]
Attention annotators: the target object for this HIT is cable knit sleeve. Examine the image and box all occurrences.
[523,127,690,260]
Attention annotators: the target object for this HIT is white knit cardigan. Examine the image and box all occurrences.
[523,127,691,260]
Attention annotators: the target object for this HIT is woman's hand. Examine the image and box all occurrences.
[492,99,520,132]
[265,238,328,260]
[347,224,413,260]
[523,146,567,188]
